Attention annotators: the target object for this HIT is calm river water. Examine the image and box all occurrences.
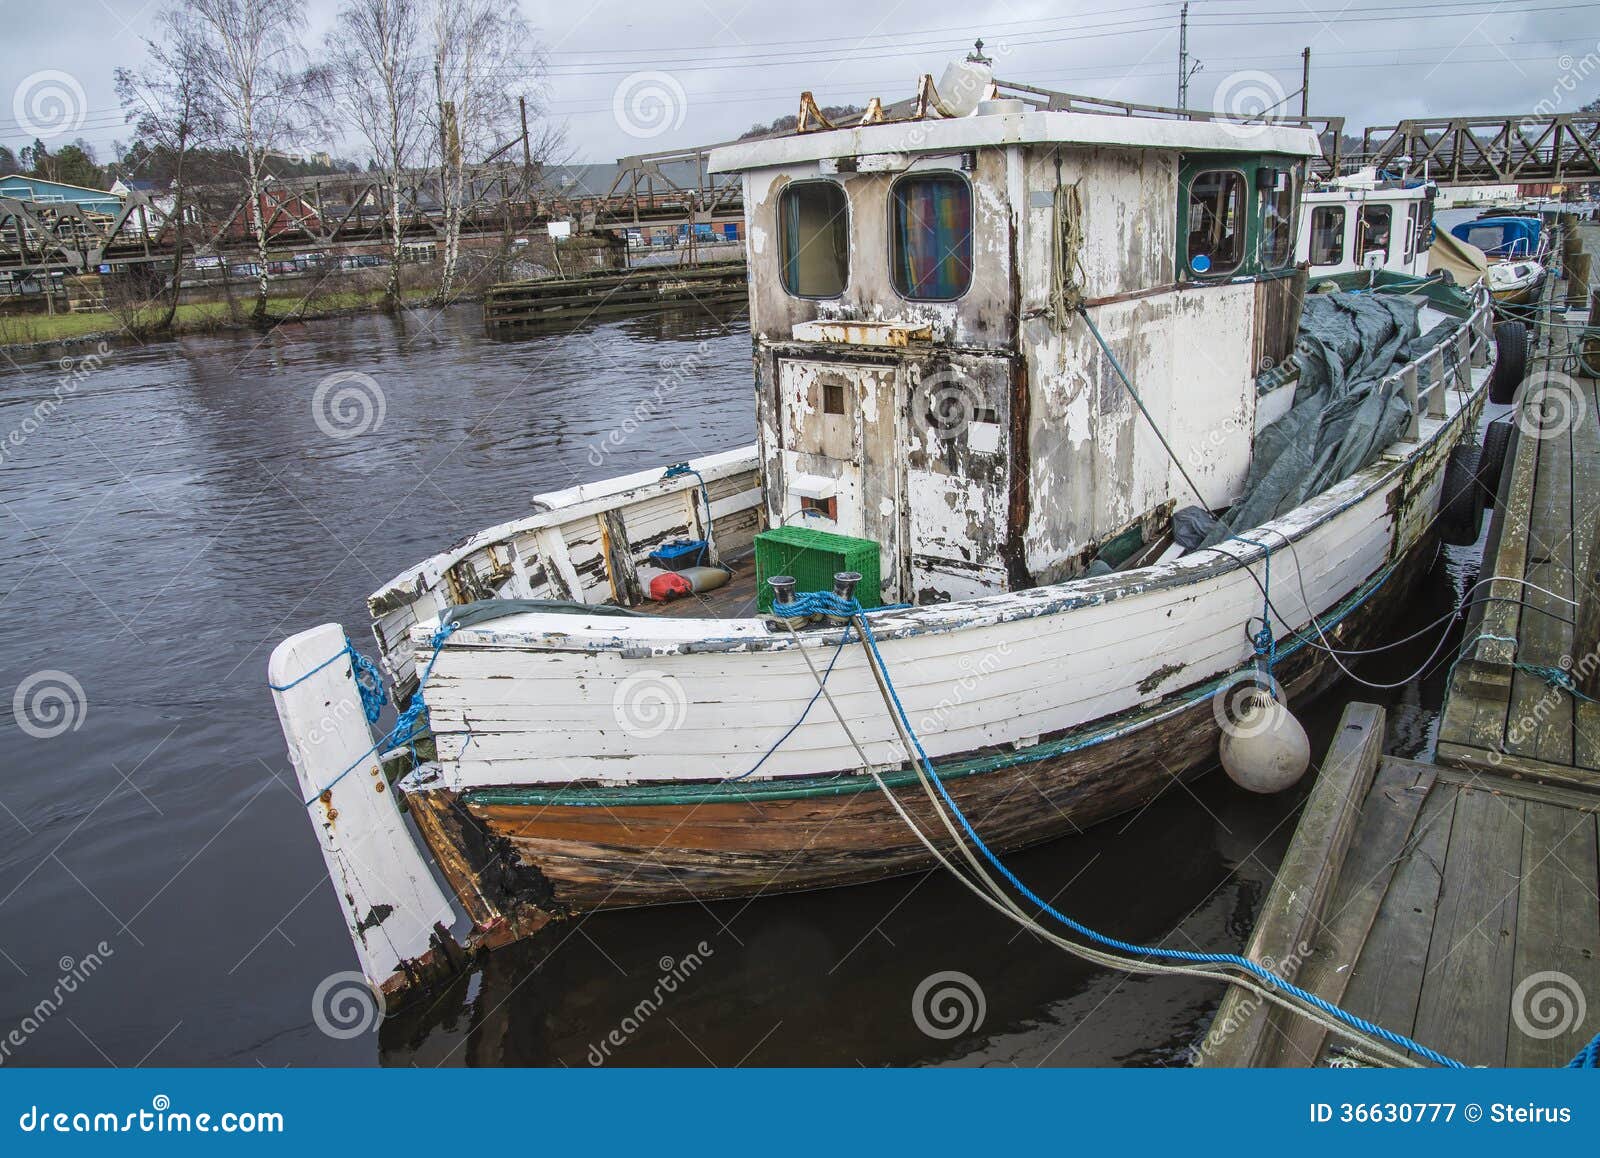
[0,302,1477,1066]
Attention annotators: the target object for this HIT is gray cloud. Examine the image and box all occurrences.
[2,0,1597,166]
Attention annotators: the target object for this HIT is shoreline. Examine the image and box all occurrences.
[0,289,484,359]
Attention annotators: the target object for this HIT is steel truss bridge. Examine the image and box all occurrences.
[3,88,1596,278]
[1362,113,1600,186]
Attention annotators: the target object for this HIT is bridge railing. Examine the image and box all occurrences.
[1362,114,1600,186]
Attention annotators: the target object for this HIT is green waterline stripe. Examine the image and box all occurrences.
[458,554,1402,810]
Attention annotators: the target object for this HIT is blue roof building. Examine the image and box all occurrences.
[0,175,123,217]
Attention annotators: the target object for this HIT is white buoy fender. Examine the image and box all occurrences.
[1217,686,1312,794]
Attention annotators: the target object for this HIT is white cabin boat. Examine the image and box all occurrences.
[1296,167,1434,280]
[269,70,1511,1005]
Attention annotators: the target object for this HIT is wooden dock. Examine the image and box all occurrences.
[1200,704,1599,1067]
[482,260,747,335]
[1437,221,1600,789]
[1202,220,1600,1068]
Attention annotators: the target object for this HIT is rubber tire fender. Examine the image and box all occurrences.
[1486,319,1528,405]
[1439,444,1485,547]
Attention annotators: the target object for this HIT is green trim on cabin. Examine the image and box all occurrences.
[458,552,1404,811]
[1177,153,1305,283]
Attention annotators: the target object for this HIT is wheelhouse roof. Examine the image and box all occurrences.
[709,108,1320,174]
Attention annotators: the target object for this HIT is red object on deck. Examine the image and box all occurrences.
[648,572,693,601]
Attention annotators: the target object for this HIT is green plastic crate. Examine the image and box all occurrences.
[754,525,882,612]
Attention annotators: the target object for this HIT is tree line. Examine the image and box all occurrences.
[17,0,561,329]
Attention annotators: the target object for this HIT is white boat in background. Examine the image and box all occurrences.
[270,65,1517,1005]
[1297,167,1435,280]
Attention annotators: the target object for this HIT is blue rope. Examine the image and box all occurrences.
[1234,534,1278,676]
[769,591,911,619]
[1569,1030,1600,1068]
[280,622,459,808]
[733,625,853,781]
[1517,663,1598,703]
[269,641,388,725]
[665,462,714,565]
[849,611,1468,1069]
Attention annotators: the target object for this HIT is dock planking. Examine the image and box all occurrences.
[1203,715,1600,1068]
[1436,220,1600,791]
[1204,220,1600,1068]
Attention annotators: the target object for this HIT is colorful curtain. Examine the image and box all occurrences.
[892,177,973,300]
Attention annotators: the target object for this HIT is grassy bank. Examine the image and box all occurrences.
[0,286,443,352]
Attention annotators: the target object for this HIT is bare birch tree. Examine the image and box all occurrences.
[116,8,220,331]
[426,0,553,303]
[315,0,426,311]
[187,0,307,321]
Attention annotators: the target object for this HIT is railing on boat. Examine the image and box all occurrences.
[366,445,763,692]
[1389,288,1495,441]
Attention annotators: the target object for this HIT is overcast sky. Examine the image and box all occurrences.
[3,0,1598,169]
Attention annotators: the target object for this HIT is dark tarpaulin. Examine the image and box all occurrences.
[1200,291,1459,547]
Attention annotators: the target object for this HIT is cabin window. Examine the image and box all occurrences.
[779,181,849,298]
[890,174,973,300]
[1259,172,1297,269]
[823,382,845,414]
[1309,206,1345,266]
[1357,205,1392,263]
[1404,204,1420,262]
[1185,171,1247,276]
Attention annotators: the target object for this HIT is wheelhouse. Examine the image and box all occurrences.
[712,91,1318,604]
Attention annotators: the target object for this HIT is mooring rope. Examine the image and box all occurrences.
[273,622,459,807]
[777,615,1426,1069]
[841,606,1467,1069]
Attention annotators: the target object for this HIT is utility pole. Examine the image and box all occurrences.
[519,96,532,182]
[1300,47,1311,117]
[1178,3,1190,110]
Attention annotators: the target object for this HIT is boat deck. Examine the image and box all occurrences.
[638,555,762,619]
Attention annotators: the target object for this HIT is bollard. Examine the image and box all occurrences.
[1567,252,1592,312]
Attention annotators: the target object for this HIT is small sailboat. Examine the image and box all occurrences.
[270,65,1516,1005]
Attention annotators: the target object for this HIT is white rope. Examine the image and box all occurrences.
[781,620,1423,1067]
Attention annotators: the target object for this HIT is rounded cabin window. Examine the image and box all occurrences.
[1184,170,1247,276]
[890,174,973,300]
[779,181,849,298]
[1357,204,1392,263]
[1309,205,1346,266]
[1259,170,1298,269]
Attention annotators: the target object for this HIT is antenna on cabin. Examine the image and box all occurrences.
[966,39,992,65]
[1177,5,1202,111]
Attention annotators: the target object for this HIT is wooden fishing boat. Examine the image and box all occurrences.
[270,69,1515,1004]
